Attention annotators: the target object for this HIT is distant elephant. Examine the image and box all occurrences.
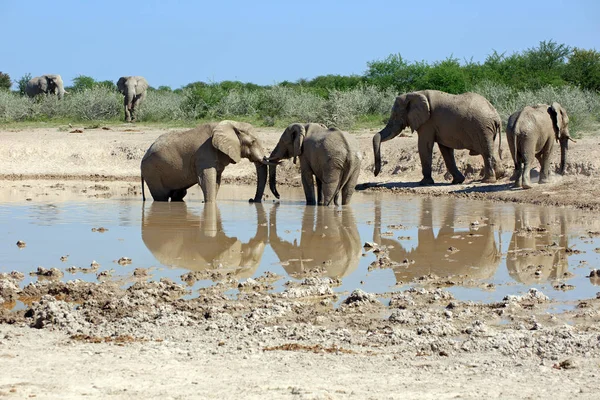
[373,90,505,185]
[268,123,362,205]
[373,197,501,282]
[142,202,267,277]
[141,121,271,202]
[117,76,148,122]
[507,207,569,284]
[25,74,66,99]
[506,103,574,189]
[269,203,361,278]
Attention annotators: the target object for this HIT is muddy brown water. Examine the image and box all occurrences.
[1,182,600,308]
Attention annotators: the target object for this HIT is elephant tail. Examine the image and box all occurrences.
[495,119,503,160]
[141,175,146,201]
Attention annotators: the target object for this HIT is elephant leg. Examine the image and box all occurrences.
[521,150,534,190]
[417,133,435,186]
[171,189,187,202]
[316,178,323,205]
[507,133,519,181]
[438,144,465,184]
[198,168,218,202]
[148,187,170,202]
[321,169,342,206]
[537,142,553,184]
[300,166,316,205]
[341,168,359,205]
[124,105,132,122]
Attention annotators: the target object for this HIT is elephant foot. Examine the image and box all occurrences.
[522,183,533,190]
[509,172,519,181]
[419,177,435,186]
[482,176,497,184]
[452,174,465,185]
[512,182,522,189]
[538,178,549,185]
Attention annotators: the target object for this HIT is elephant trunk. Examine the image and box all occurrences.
[251,162,268,203]
[373,132,382,177]
[559,136,569,175]
[269,163,281,199]
[125,88,135,109]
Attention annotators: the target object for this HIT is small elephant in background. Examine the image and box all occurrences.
[25,74,67,99]
[117,76,148,122]
[141,120,271,203]
[507,103,575,189]
[267,123,362,206]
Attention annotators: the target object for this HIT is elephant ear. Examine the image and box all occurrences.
[405,92,430,132]
[117,77,127,94]
[212,121,242,164]
[38,77,49,92]
[549,102,564,141]
[135,77,149,93]
[290,124,306,158]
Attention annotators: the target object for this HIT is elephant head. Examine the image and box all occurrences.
[117,76,148,108]
[373,93,429,176]
[141,201,268,277]
[267,123,326,199]
[269,203,361,278]
[27,74,66,99]
[212,120,269,202]
[548,102,573,175]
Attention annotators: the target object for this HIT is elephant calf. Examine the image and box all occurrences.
[507,103,574,189]
[141,121,271,202]
[117,76,148,122]
[268,123,362,206]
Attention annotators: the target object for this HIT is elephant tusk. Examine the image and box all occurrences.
[568,137,577,143]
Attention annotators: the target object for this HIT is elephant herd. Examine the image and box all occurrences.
[25,74,148,123]
[140,90,573,204]
[141,199,570,284]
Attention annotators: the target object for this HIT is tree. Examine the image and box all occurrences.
[0,72,11,91]
[564,48,600,91]
[17,73,32,95]
[71,75,96,92]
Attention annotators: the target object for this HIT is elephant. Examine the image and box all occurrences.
[373,90,505,185]
[25,74,66,99]
[506,207,569,284]
[141,202,267,278]
[269,203,361,278]
[117,76,148,122]
[372,197,501,283]
[506,103,574,189]
[141,120,272,202]
[267,123,362,206]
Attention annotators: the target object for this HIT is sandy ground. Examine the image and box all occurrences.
[1,124,600,399]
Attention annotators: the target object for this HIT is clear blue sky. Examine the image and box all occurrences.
[2,0,598,89]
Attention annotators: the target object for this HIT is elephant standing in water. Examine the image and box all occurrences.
[117,76,148,122]
[507,207,569,283]
[142,202,267,278]
[269,204,362,278]
[141,121,271,202]
[25,74,66,99]
[268,123,362,206]
[506,103,574,189]
[373,197,501,283]
[373,90,504,185]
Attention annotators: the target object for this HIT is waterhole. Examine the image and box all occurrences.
[1,182,599,306]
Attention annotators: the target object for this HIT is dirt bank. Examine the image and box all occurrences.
[2,124,600,209]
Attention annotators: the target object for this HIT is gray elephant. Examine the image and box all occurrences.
[25,74,66,99]
[141,120,271,202]
[142,202,267,278]
[506,103,574,189]
[117,76,148,122]
[269,203,361,279]
[268,123,362,206]
[373,90,504,185]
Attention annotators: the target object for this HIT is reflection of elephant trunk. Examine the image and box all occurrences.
[141,202,267,278]
[373,90,504,185]
[269,204,361,278]
[373,197,501,282]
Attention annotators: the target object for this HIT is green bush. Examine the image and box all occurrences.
[0,72,11,91]
[17,73,32,95]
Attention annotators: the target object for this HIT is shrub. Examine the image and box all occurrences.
[0,72,11,91]
[17,73,32,95]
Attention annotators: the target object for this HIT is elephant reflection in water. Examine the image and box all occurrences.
[373,198,501,282]
[142,202,267,278]
[507,208,569,284]
[269,204,362,278]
